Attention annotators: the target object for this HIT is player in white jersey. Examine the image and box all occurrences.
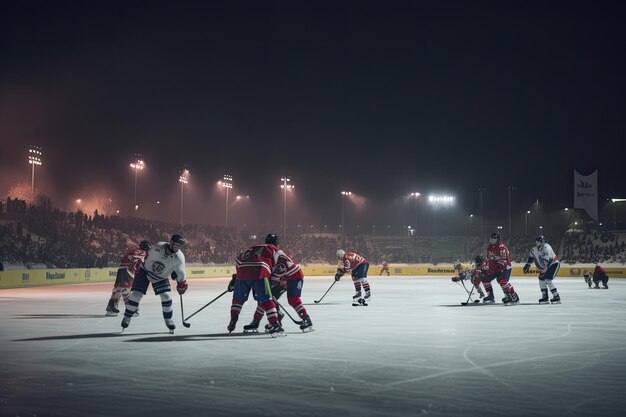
[121,234,188,332]
[523,235,561,304]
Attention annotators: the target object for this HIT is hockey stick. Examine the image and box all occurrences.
[183,290,229,323]
[314,279,337,303]
[180,294,191,328]
[459,280,476,305]
[274,298,304,326]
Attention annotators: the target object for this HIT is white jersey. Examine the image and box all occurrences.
[141,241,186,283]
[529,242,558,272]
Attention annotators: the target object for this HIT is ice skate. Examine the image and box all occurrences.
[227,319,237,333]
[482,293,495,304]
[364,291,371,301]
[266,322,286,338]
[105,299,119,316]
[352,298,368,307]
[603,284,609,289]
[121,315,131,331]
[504,292,520,306]
[550,295,561,304]
[299,316,314,333]
[352,291,362,301]
[539,290,549,304]
[165,318,176,333]
[243,320,260,333]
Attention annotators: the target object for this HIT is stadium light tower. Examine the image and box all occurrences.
[341,191,352,242]
[130,153,144,212]
[222,174,233,227]
[179,167,189,227]
[410,192,420,235]
[28,146,42,192]
[525,210,531,235]
[280,177,294,239]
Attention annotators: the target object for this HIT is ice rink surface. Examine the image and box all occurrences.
[1,275,626,417]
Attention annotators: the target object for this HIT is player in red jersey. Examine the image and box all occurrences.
[335,249,371,302]
[228,234,285,336]
[379,261,390,276]
[592,265,609,289]
[474,233,519,305]
[243,250,313,333]
[105,240,150,316]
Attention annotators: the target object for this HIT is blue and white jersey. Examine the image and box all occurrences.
[528,243,558,272]
[141,241,186,283]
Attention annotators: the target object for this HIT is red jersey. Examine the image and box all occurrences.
[119,248,148,276]
[472,258,501,279]
[270,251,303,288]
[235,244,283,280]
[487,241,511,272]
[381,262,389,268]
[339,251,369,273]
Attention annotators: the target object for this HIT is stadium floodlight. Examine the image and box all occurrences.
[410,192,420,235]
[130,153,144,212]
[427,194,456,205]
[280,177,294,239]
[28,146,43,192]
[221,174,233,227]
[179,167,189,227]
[341,191,352,241]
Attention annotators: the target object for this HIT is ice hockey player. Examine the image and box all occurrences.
[451,259,485,301]
[105,240,150,316]
[523,235,561,304]
[592,265,609,289]
[229,234,285,336]
[379,261,390,276]
[583,270,592,288]
[243,248,313,333]
[335,249,371,303]
[475,233,519,304]
[120,234,188,332]
[473,252,520,305]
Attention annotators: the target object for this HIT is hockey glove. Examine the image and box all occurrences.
[334,273,342,281]
[177,280,188,295]
[227,274,236,292]
[523,264,530,274]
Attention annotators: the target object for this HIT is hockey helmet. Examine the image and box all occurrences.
[139,240,151,251]
[265,233,279,246]
[535,235,545,247]
[489,232,500,244]
[336,249,345,259]
[170,234,186,250]
[474,255,485,266]
[453,259,461,270]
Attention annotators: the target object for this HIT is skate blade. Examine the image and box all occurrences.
[550,301,562,304]
[243,329,259,333]
[105,311,118,317]
[538,301,550,304]
[301,327,315,333]
[270,332,286,338]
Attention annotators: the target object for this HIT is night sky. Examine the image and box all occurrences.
[1,1,624,232]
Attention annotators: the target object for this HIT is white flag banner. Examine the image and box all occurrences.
[574,170,598,221]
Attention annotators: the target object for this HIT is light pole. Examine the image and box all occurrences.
[28,146,42,192]
[222,174,232,227]
[410,192,420,235]
[179,167,189,227]
[280,177,294,239]
[611,199,626,230]
[506,186,517,238]
[525,210,531,236]
[130,153,144,212]
[341,191,352,242]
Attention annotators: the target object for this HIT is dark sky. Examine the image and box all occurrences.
[1,1,624,233]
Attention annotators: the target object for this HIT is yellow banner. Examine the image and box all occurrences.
[1,264,624,289]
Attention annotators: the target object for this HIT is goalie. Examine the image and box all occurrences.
[451,258,486,303]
